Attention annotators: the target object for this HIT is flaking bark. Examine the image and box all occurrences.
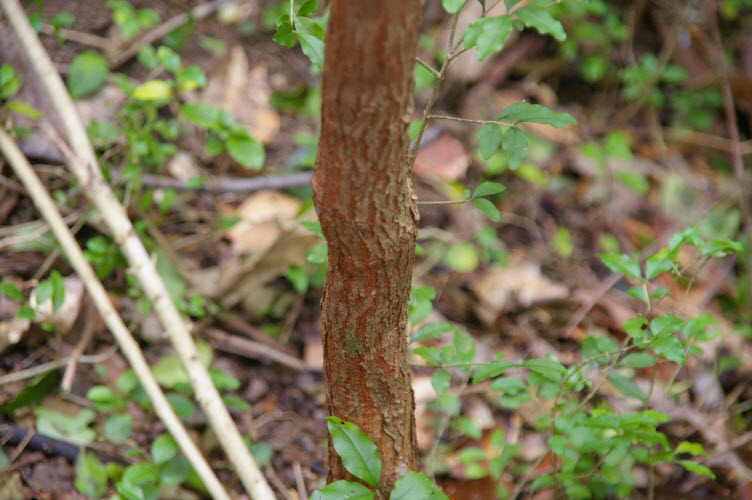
[311,0,422,494]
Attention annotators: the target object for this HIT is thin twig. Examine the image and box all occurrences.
[136,171,313,192]
[0,128,234,500]
[0,347,116,386]
[1,2,275,498]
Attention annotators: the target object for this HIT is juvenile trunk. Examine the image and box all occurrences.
[311,0,422,494]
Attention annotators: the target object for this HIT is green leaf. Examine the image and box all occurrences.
[326,418,381,487]
[6,100,42,120]
[286,265,309,294]
[151,434,178,464]
[248,441,273,466]
[67,51,108,98]
[463,15,513,61]
[677,460,715,479]
[442,0,466,13]
[166,393,196,418]
[226,132,265,169]
[645,248,675,280]
[700,239,743,258]
[515,4,566,41]
[132,79,172,101]
[598,253,641,280]
[615,169,649,195]
[472,181,506,199]
[651,333,684,365]
[159,455,190,486]
[75,450,108,498]
[443,242,479,272]
[490,376,526,394]
[311,480,375,500]
[675,441,708,457]
[411,322,453,343]
[392,471,450,500]
[297,0,318,16]
[156,46,180,74]
[35,280,54,306]
[472,359,515,383]
[472,198,501,222]
[522,358,566,382]
[50,270,65,312]
[503,126,528,169]
[620,352,655,368]
[623,317,648,338]
[295,17,325,70]
[606,373,647,402]
[0,281,23,301]
[498,103,576,128]
[431,369,451,396]
[179,102,220,129]
[477,123,503,159]
[104,413,132,444]
[273,15,296,48]
[176,65,207,92]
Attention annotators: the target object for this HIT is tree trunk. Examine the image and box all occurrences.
[311,0,422,494]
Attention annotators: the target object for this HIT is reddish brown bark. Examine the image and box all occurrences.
[310,0,422,494]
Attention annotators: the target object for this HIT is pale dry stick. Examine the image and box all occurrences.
[61,302,97,392]
[1,2,275,498]
[0,127,232,500]
[0,347,116,386]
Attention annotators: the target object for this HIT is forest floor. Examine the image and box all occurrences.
[1,1,752,499]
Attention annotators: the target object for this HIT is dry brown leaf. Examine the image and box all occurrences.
[201,45,280,144]
[471,262,568,326]
[225,190,303,255]
[413,133,469,181]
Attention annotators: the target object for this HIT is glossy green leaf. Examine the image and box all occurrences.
[326,417,381,487]
[515,4,566,41]
[392,471,450,500]
[411,322,453,343]
[297,0,318,16]
[477,123,503,159]
[75,450,107,498]
[0,281,23,301]
[104,413,132,444]
[498,103,576,128]
[472,359,515,383]
[463,15,513,61]
[310,480,375,500]
[295,17,325,70]
[273,15,296,48]
[606,373,647,402]
[67,51,108,98]
[598,253,641,280]
[151,433,178,464]
[503,126,527,169]
[442,0,466,13]
[620,352,655,368]
[472,198,500,222]
[521,358,566,382]
[431,369,451,396]
[645,248,674,280]
[472,181,506,198]
[50,270,65,312]
[226,132,265,169]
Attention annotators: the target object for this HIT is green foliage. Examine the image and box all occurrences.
[311,419,449,500]
[403,226,734,497]
[273,0,326,71]
[67,50,109,98]
[107,0,160,40]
